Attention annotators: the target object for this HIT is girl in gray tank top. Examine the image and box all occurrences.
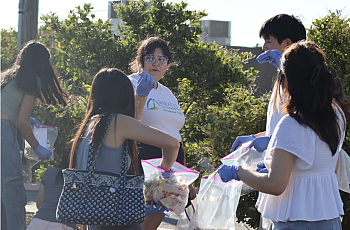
[68,68,180,230]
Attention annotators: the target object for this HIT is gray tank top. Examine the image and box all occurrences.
[1,80,25,124]
[76,122,131,173]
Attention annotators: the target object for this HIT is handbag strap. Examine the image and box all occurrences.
[86,113,128,183]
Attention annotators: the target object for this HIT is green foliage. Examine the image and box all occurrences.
[31,96,87,177]
[40,4,121,93]
[1,28,18,71]
[308,10,350,93]
[183,87,268,229]
[308,10,350,230]
[185,87,268,166]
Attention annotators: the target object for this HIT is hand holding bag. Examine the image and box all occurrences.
[56,113,146,226]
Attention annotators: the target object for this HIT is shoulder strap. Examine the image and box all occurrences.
[86,113,115,182]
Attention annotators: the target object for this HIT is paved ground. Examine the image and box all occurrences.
[26,190,253,230]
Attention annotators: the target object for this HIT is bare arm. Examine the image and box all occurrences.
[135,95,147,121]
[17,94,39,149]
[237,148,296,195]
[116,114,179,171]
[335,155,340,174]
[36,183,44,209]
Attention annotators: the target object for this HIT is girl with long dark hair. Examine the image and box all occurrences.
[1,40,68,230]
[218,41,346,230]
[69,68,179,230]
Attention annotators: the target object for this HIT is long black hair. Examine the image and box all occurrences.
[276,40,340,155]
[1,40,68,106]
[70,68,139,175]
[55,139,73,184]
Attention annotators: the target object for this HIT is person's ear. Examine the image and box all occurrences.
[284,38,292,47]
[137,56,141,66]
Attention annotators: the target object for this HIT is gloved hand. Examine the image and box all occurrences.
[231,135,256,152]
[136,72,156,97]
[33,144,52,161]
[256,162,269,174]
[218,164,241,182]
[29,117,41,127]
[146,200,169,216]
[248,136,270,152]
[256,50,282,69]
[157,165,173,179]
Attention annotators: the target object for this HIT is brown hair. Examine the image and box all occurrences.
[130,37,173,73]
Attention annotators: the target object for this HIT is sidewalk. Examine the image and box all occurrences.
[25,184,253,230]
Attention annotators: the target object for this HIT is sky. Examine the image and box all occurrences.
[0,0,349,47]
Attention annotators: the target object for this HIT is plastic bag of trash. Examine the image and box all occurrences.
[141,158,199,215]
[220,141,265,170]
[24,124,58,161]
[190,171,243,230]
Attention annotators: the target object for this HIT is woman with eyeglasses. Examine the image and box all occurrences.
[128,37,193,230]
[218,41,346,229]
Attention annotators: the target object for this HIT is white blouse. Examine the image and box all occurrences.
[258,114,344,222]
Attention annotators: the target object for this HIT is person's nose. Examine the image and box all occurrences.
[262,43,268,51]
[152,59,160,66]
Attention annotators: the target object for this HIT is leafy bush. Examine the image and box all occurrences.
[184,86,268,229]
[31,96,87,180]
[1,28,18,71]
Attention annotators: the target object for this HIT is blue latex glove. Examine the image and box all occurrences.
[231,135,256,152]
[146,200,169,216]
[29,117,41,126]
[256,50,282,69]
[157,165,173,179]
[256,162,269,174]
[136,72,156,97]
[33,144,52,161]
[248,136,270,152]
[218,164,241,182]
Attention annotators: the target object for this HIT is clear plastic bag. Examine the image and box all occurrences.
[24,124,58,161]
[141,158,199,215]
[220,141,265,170]
[175,202,196,230]
[220,142,266,196]
[190,172,243,230]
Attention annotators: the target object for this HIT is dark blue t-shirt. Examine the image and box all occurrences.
[33,167,76,229]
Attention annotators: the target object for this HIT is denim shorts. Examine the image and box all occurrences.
[1,119,27,230]
[273,217,342,230]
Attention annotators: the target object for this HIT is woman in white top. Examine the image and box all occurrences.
[218,40,345,230]
[128,37,195,230]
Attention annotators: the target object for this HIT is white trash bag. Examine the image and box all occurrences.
[190,172,243,230]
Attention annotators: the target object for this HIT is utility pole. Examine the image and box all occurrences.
[17,0,39,183]
[17,0,39,49]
